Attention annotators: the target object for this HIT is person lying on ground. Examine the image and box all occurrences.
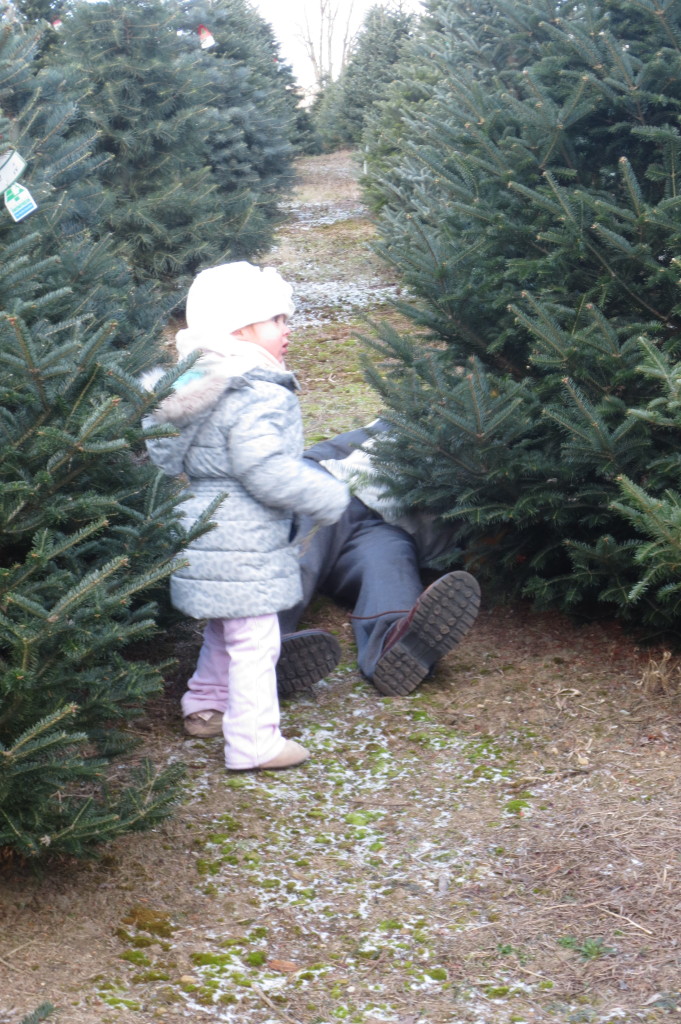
[186,421,481,739]
[276,421,481,696]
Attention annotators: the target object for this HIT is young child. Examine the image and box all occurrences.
[145,262,350,771]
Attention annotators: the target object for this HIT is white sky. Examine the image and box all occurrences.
[251,0,424,93]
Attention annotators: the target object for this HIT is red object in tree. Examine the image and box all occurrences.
[197,24,216,49]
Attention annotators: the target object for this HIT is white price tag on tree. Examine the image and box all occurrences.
[4,182,38,222]
[0,150,27,192]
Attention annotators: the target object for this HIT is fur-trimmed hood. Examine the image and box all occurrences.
[149,363,298,429]
[143,364,299,480]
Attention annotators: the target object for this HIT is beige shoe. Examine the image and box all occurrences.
[184,710,223,737]
[259,739,310,770]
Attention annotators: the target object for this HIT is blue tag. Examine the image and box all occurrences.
[173,368,206,390]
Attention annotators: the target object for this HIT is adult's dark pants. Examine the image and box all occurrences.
[278,427,424,679]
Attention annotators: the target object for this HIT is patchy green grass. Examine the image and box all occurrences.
[294,326,378,440]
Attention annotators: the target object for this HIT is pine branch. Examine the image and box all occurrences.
[20,1004,55,1024]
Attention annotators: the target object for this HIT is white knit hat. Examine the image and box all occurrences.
[185,261,295,337]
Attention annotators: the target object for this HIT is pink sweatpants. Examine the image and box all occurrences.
[181,615,286,769]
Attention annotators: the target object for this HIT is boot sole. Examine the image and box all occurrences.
[372,571,481,697]
[228,741,310,772]
[277,630,342,699]
[227,757,310,773]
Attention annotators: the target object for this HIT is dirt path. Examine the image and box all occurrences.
[1,151,680,1024]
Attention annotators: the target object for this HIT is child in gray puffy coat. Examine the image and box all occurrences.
[145,262,350,771]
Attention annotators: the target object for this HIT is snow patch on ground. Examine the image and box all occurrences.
[283,199,366,228]
[292,280,401,327]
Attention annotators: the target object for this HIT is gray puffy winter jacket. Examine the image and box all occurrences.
[145,365,350,619]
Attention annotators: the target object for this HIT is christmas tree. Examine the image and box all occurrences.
[364,0,681,631]
[178,0,298,258]
[47,0,299,290]
[0,18,199,859]
[0,9,171,348]
[314,3,415,150]
[48,0,224,288]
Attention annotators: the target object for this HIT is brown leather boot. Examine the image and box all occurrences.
[372,571,481,697]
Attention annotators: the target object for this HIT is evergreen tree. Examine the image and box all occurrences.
[178,0,298,258]
[0,18,197,859]
[46,0,299,289]
[291,101,323,156]
[0,11,170,349]
[340,4,414,146]
[361,3,440,200]
[312,4,415,151]
[364,0,681,631]
[309,75,348,152]
[50,0,224,288]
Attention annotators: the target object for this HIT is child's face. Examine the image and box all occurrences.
[236,314,291,363]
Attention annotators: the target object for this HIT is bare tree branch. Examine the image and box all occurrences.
[340,0,356,70]
[295,0,358,90]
